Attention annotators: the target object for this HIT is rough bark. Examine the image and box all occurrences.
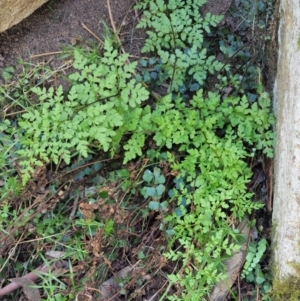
[0,0,49,33]
[273,0,300,278]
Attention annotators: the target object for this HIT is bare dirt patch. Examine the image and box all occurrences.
[0,0,138,83]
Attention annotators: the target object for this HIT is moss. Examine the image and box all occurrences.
[271,277,300,300]
[270,262,300,300]
[269,222,300,300]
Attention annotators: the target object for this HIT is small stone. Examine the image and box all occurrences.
[0,0,49,33]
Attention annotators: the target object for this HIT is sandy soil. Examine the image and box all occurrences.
[0,0,234,83]
[0,0,138,83]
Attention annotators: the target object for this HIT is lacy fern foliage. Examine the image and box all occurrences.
[136,0,223,92]
[126,89,274,299]
[17,40,149,183]
[1,0,275,299]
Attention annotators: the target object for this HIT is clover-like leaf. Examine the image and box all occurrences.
[155,184,165,196]
[160,201,168,211]
[143,169,153,183]
[153,167,165,184]
[149,201,160,211]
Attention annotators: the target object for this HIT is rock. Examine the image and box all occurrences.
[0,0,49,33]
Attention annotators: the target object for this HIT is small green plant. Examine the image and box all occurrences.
[15,39,149,183]
[136,0,223,92]
[242,238,267,279]
[140,167,167,211]
[132,0,274,300]
[241,238,272,300]
[33,259,72,301]
[2,66,15,81]
[0,0,275,299]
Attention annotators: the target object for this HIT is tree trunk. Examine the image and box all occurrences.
[273,0,300,281]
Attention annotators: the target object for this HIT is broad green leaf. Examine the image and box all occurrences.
[160,201,168,211]
[149,201,159,211]
[156,184,165,196]
[143,170,154,183]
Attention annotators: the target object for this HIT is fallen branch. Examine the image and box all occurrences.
[81,22,104,45]
[209,219,251,301]
[0,261,66,297]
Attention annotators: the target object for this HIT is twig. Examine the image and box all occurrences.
[106,0,160,100]
[238,274,241,301]
[81,22,104,45]
[0,234,24,274]
[117,3,134,33]
[0,261,65,296]
[30,51,63,59]
[62,155,121,177]
[69,194,79,220]
[106,0,117,34]
[134,8,140,22]
[157,281,173,301]
[145,280,168,301]
[0,190,50,244]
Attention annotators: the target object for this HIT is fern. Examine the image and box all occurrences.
[136,0,223,92]
[121,87,274,299]
[17,39,149,183]
[2,1,275,299]
[136,0,222,51]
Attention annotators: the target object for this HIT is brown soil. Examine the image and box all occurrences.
[201,0,232,16]
[0,0,138,84]
[0,0,233,80]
